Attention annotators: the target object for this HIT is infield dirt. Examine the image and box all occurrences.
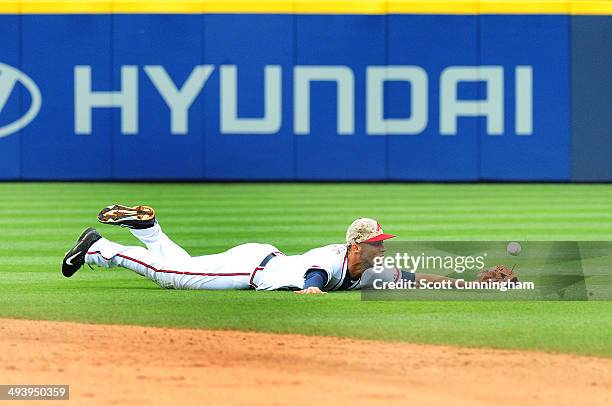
[1,318,610,405]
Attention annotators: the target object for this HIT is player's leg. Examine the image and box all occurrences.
[98,204,190,260]
[85,236,179,288]
[61,228,264,290]
[129,222,191,260]
[61,227,178,288]
[86,238,271,290]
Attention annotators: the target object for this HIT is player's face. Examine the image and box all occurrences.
[359,241,386,269]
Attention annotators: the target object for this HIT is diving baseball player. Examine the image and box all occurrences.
[61,205,451,293]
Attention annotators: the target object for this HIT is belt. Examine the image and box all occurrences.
[249,251,283,288]
[259,252,277,268]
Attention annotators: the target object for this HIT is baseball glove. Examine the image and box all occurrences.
[476,265,519,283]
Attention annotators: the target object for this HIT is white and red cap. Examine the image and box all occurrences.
[345,218,396,245]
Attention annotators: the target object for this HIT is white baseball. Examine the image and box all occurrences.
[507,242,522,256]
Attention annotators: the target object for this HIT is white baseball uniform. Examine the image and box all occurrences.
[85,222,359,291]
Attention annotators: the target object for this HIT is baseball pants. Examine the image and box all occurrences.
[85,223,280,290]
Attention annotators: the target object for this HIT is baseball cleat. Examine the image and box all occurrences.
[98,204,156,229]
[62,227,102,278]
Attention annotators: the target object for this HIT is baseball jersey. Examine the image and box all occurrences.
[253,244,360,291]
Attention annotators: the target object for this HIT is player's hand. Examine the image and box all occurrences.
[294,287,327,295]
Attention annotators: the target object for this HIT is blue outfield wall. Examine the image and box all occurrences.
[0,13,593,181]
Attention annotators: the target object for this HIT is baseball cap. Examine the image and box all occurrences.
[346,218,396,245]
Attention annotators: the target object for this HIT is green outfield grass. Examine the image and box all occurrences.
[1,183,611,357]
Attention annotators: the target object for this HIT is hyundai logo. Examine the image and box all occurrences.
[0,63,42,138]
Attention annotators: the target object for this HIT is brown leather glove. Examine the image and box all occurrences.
[476,265,519,283]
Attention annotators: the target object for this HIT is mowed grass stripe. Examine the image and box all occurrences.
[0,197,606,208]
[0,194,608,206]
[13,189,602,198]
[0,205,610,216]
[2,216,612,235]
[1,203,612,212]
[11,198,603,205]
[2,184,612,200]
[2,209,612,218]
[2,222,610,236]
[1,213,610,224]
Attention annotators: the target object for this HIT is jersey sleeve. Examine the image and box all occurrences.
[304,263,333,282]
[304,269,329,289]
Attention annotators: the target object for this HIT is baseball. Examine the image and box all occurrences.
[507,242,522,256]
